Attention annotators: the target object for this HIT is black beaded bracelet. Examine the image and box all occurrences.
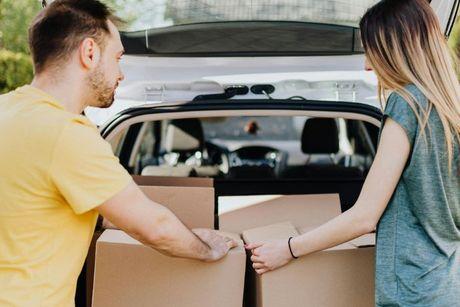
[288,237,298,259]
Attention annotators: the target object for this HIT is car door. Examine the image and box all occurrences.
[432,0,459,36]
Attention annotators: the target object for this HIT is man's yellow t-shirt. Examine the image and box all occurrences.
[0,85,132,306]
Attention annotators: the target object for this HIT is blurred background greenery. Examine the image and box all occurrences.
[0,0,138,93]
[0,0,459,94]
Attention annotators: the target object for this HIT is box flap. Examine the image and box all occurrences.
[348,233,376,248]
[219,194,341,233]
[242,221,299,243]
[97,229,142,246]
[133,175,213,187]
[141,185,214,229]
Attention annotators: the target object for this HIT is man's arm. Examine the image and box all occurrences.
[96,181,235,262]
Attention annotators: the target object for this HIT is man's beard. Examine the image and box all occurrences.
[87,64,116,109]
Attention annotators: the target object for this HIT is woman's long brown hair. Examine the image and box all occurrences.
[360,0,460,171]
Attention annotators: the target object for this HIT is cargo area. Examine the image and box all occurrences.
[79,112,380,306]
[83,175,375,307]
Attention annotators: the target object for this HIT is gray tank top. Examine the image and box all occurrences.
[375,84,460,306]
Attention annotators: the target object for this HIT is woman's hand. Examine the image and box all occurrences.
[245,239,294,274]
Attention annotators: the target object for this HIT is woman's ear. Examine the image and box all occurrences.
[364,56,373,71]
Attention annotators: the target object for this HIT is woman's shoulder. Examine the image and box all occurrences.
[387,84,429,110]
[405,84,427,100]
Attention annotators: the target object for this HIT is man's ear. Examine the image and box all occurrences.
[79,37,101,70]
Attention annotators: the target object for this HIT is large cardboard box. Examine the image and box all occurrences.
[219,194,341,233]
[92,229,246,307]
[242,222,375,307]
[103,178,215,230]
[140,185,214,229]
[132,175,213,187]
[87,176,217,307]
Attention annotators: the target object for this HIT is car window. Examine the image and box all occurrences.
[202,116,305,141]
[116,115,377,178]
[117,0,380,31]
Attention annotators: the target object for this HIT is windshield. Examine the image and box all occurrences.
[202,116,305,141]
[113,0,380,32]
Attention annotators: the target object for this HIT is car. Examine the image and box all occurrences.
[76,0,460,306]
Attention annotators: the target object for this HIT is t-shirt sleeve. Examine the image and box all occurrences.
[50,119,132,214]
[383,91,419,149]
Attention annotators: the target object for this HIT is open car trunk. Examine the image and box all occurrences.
[76,1,459,305]
[81,174,376,307]
[77,101,383,306]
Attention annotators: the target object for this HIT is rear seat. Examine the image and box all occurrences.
[141,118,220,177]
[282,118,363,179]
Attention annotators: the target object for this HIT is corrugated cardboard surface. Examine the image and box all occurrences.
[139,185,215,229]
[89,177,216,307]
[132,175,213,187]
[92,229,246,307]
[219,194,341,233]
[242,222,375,307]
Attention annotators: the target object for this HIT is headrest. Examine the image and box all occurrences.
[301,118,339,154]
[165,119,204,152]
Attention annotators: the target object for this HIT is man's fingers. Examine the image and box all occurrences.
[245,242,264,250]
[191,228,207,239]
[225,238,238,249]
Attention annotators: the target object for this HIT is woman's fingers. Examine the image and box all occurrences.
[245,242,264,250]
[252,262,265,269]
[255,268,269,275]
[250,254,263,263]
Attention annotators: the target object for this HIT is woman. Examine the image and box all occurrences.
[245,0,460,305]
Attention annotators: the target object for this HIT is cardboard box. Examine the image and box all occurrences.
[87,177,216,307]
[242,222,375,307]
[140,185,215,229]
[92,229,246,307]
[219,194,341,233]
[138,176,214,229]
[132,175,213,187]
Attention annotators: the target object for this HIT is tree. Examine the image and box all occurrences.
[0,0,41,53]
[0,0,39,92]
[0,0,133,92]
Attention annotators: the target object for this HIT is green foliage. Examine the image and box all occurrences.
[449,16,460,57]
[0,0,39,93]
[0,0,125,93]
[0,0,41,53]
[0,50,34,93]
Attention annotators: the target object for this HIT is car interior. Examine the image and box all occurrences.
[112,115,379,212]
[77,113,381,306]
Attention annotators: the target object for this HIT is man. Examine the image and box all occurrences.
[0,1,236,306]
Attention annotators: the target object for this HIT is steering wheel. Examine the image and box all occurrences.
[204,141,230,174]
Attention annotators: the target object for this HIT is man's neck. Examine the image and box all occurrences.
[30,74,86,114]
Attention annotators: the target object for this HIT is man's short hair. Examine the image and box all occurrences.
[29,0,121,74]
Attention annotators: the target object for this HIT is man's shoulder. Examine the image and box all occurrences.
[61,114,99,137]
[55,115,107,155]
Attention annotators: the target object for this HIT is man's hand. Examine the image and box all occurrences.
[97,181,234,261]
[192,229,238,262]
[245,239,293,274]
